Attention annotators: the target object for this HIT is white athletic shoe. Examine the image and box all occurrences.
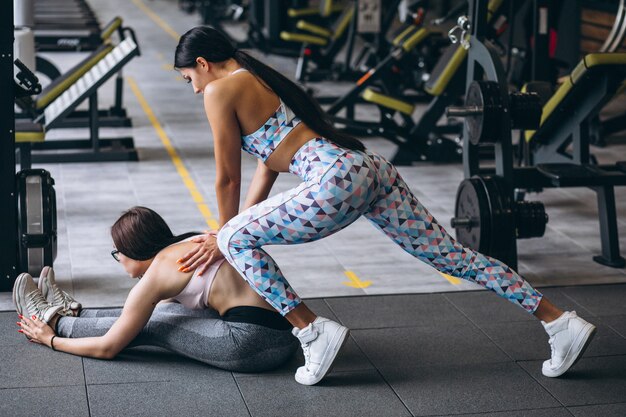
[38,266,81,316]
[13,273,63,324]
[541,311,596,377]
[292,317,349,385]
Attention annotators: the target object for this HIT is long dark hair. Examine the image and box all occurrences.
[111,207,198,261]
[174,26,365,152]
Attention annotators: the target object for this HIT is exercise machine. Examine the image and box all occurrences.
[447,0,626,270]
[2,3,58,291]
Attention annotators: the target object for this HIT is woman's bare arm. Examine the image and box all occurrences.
[204,84,243,227]
[20,257,182,359]
[242,159,279,211]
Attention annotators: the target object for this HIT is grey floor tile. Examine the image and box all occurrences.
[235,369,411,417]
[443,290,536,325]
[518,355,626,406]
[0,385,89,417]
[325,294,471,329]
[557,285,626,316]
[0,295,15,314]
[479,321,626,361]
[87,379,250,417]
[383,362,559,416]
[83,347,230,384]
[302,299,339,321]
[235,335,374,377]
[352,324,510,370]
[569,402,626,417]
[600,315,626,339]
[0,344,84,388]
[458,408,572,417]
[534,288,596,318]
[0,312,23,346]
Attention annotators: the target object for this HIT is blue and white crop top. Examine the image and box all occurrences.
[233,68,302,161]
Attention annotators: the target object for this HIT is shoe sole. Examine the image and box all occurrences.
[543,323,596,378]
[12,273,30,317]
[38,266,51,300]
[296,326,350,386]
[12,273,34,340]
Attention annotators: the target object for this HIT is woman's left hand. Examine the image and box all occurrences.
[18,315,55,348]
[177,230,224,275]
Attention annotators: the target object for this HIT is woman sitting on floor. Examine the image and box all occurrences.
[13,206,298,372]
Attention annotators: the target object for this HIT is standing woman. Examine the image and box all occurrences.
[174,26,596,385]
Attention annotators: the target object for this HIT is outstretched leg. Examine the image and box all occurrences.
[363,151,542,313]
[55,303,296,372]
[362,151,596,377]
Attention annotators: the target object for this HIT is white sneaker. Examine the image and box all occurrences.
[541,311,596,377]
[291,317,349,385]
[13,273,63,324]
[38,266,81,316]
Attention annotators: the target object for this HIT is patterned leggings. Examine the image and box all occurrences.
[217,138,543,316]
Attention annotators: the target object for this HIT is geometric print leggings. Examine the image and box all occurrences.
[217,137,543,316]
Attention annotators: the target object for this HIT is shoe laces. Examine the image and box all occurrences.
[26,290,50,319]
[51,284,75,309]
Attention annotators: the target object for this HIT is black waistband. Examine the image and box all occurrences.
[222,306,292,331]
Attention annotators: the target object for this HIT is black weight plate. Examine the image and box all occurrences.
[453,177,492,253]
[482,176,515,263]
[481,82,503,144]
[465,81,502,145]
[465,82,484,146]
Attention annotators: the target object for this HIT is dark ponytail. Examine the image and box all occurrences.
[175,26,365,152]
[111,207,199,261]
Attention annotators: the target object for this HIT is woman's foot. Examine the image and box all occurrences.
[292,317,349,385]
[541,311,596,377]
[13,273,63,326]
[38,266,81,316]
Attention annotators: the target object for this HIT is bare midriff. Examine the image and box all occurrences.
[208,261,276,316]
[263,122,320,172]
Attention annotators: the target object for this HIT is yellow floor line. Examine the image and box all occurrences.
[343,270,372,288]
[439,272,461,285]
[127,76,220,230]
[132,0,180,41]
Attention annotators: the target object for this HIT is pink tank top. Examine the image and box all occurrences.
[171,236,227,309]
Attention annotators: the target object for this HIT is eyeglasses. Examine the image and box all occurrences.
[111,249,121,262]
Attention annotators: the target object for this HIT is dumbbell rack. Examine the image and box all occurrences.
[450,0,626,271]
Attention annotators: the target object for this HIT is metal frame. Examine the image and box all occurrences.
[600,0,626,53]
[1,0,18,290]
[25,30,141,165]
[461,0,626,269]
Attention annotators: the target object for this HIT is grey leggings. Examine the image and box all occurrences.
[56,303,299,372]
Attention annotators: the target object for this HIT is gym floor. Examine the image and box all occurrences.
[2,0,626,415]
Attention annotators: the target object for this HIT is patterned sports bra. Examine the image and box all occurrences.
[233,68,303,161]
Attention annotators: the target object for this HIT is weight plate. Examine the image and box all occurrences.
[483,176,515,264]
[465,81,503,145]
[453,177,492,254]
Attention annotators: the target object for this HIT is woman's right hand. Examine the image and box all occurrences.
[177,230,224,275]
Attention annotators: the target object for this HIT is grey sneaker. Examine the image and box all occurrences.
[541,311,596,377]
[13,273,63,324]
[38,266,81,316]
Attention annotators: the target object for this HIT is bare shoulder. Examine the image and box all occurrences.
[203,74,255,108]
[146,245,193,292]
